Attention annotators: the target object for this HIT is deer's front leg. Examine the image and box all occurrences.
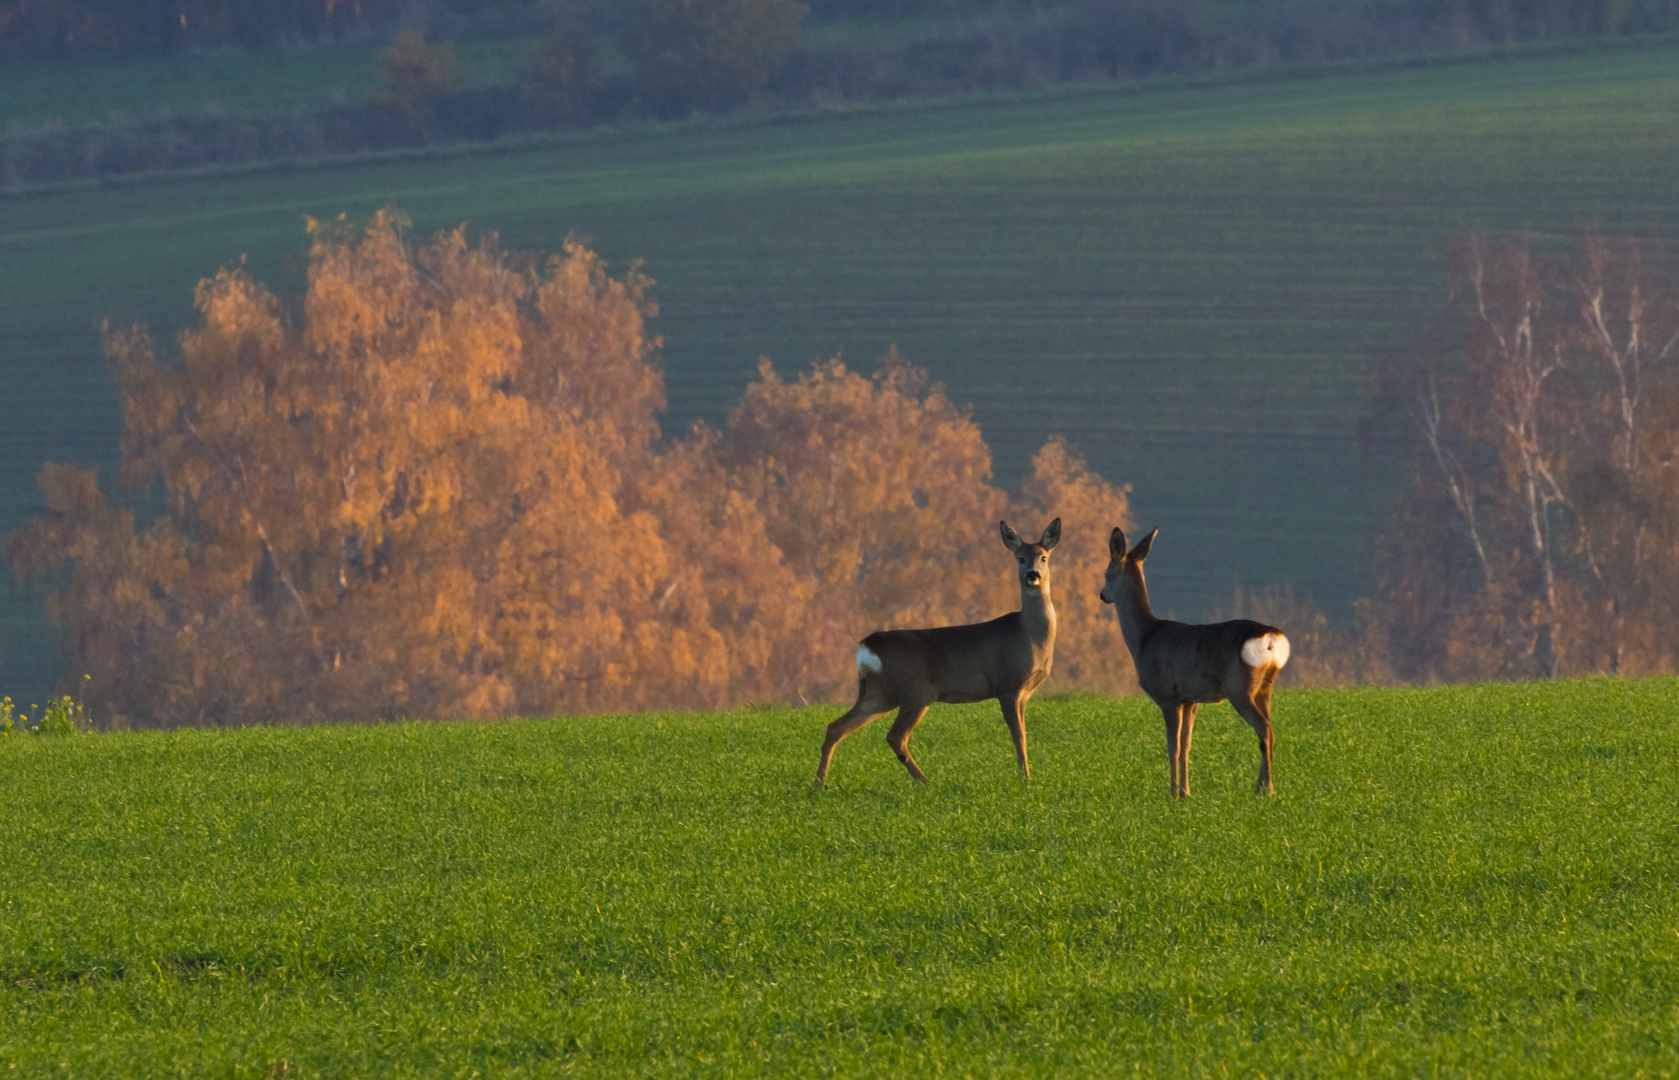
[1001,693,1030,781]
[1157,701,1180,798]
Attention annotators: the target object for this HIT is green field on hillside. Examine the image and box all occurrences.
[2,678,1676,1075]
[8,44,1679,699]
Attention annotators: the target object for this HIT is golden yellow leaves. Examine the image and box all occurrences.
[10,213,1136,726]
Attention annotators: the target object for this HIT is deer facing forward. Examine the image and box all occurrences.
[1100,527,1288,798]
[815,518,1061,788]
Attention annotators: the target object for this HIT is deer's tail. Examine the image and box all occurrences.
[850,641,897,707]
[1240,632,1290,670]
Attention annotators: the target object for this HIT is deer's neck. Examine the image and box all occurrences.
[1114,569,1157,657]
[1019,582,1057,648]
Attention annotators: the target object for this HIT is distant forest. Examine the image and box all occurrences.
[5,1,1678,59]
[5,0,1678,186]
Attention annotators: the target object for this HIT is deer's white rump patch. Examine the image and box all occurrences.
[1241,633,1290,669]
[856,645,884,675]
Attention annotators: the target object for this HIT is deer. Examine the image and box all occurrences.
[814,518,1061,788]
[1099,526,1289,798]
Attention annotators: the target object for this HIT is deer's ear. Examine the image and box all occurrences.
[1109,526,1127,559]
[1129,527,1158,562]
[999,520,1024,552]
[1039,517,1061,551]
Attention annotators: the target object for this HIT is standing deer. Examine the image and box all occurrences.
[1099,527,1288,798]
[814,518,1061,788]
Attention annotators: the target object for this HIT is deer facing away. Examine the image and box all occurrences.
[815,518,1061,788]
[1099,527,1289,798]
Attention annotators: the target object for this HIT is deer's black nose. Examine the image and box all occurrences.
[1024,570,1042,586]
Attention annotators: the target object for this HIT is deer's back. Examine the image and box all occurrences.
[863,613,1045,703]
[1136,618,1280,704]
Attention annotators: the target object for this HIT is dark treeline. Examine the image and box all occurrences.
[0,0,539,57]
[0,94,524,187]
[6,0,1679,187]
[6,0,1675,59]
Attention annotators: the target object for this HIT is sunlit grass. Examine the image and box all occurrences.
[2,677,1675,1075]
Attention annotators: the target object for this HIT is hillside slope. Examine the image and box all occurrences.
[6,44,1679,699]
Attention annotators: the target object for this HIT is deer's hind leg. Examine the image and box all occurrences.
[1178,703,1199,799]
[1231,670,1277,796]
[885,699,933,784]
[816,677,895,788]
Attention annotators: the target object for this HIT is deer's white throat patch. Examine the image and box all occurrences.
[856,645,884,675]
[1241,633,1290,669]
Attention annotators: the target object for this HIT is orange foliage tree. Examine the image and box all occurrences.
[714,353,1011,692]
[708,356,1137,701]
[13,211,678,723]
[10,212,1136,725]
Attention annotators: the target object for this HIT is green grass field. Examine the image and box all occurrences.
[2,678,1676,1075]
[9,43,1679,699]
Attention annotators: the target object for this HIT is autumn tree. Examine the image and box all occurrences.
[1364,232,1679,682]
[630,429,815,706]
[710,352,1010,699]
[11,212,674,723]
[1563,234,1679,672]
[10,211,1142,726]
[711,354,1135,701]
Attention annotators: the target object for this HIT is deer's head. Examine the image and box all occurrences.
[1099,525,1156,605]
[1000,518,1061,591]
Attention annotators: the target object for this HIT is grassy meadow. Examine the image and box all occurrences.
[1,677,1676,1075]
[10,43,1679,698]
